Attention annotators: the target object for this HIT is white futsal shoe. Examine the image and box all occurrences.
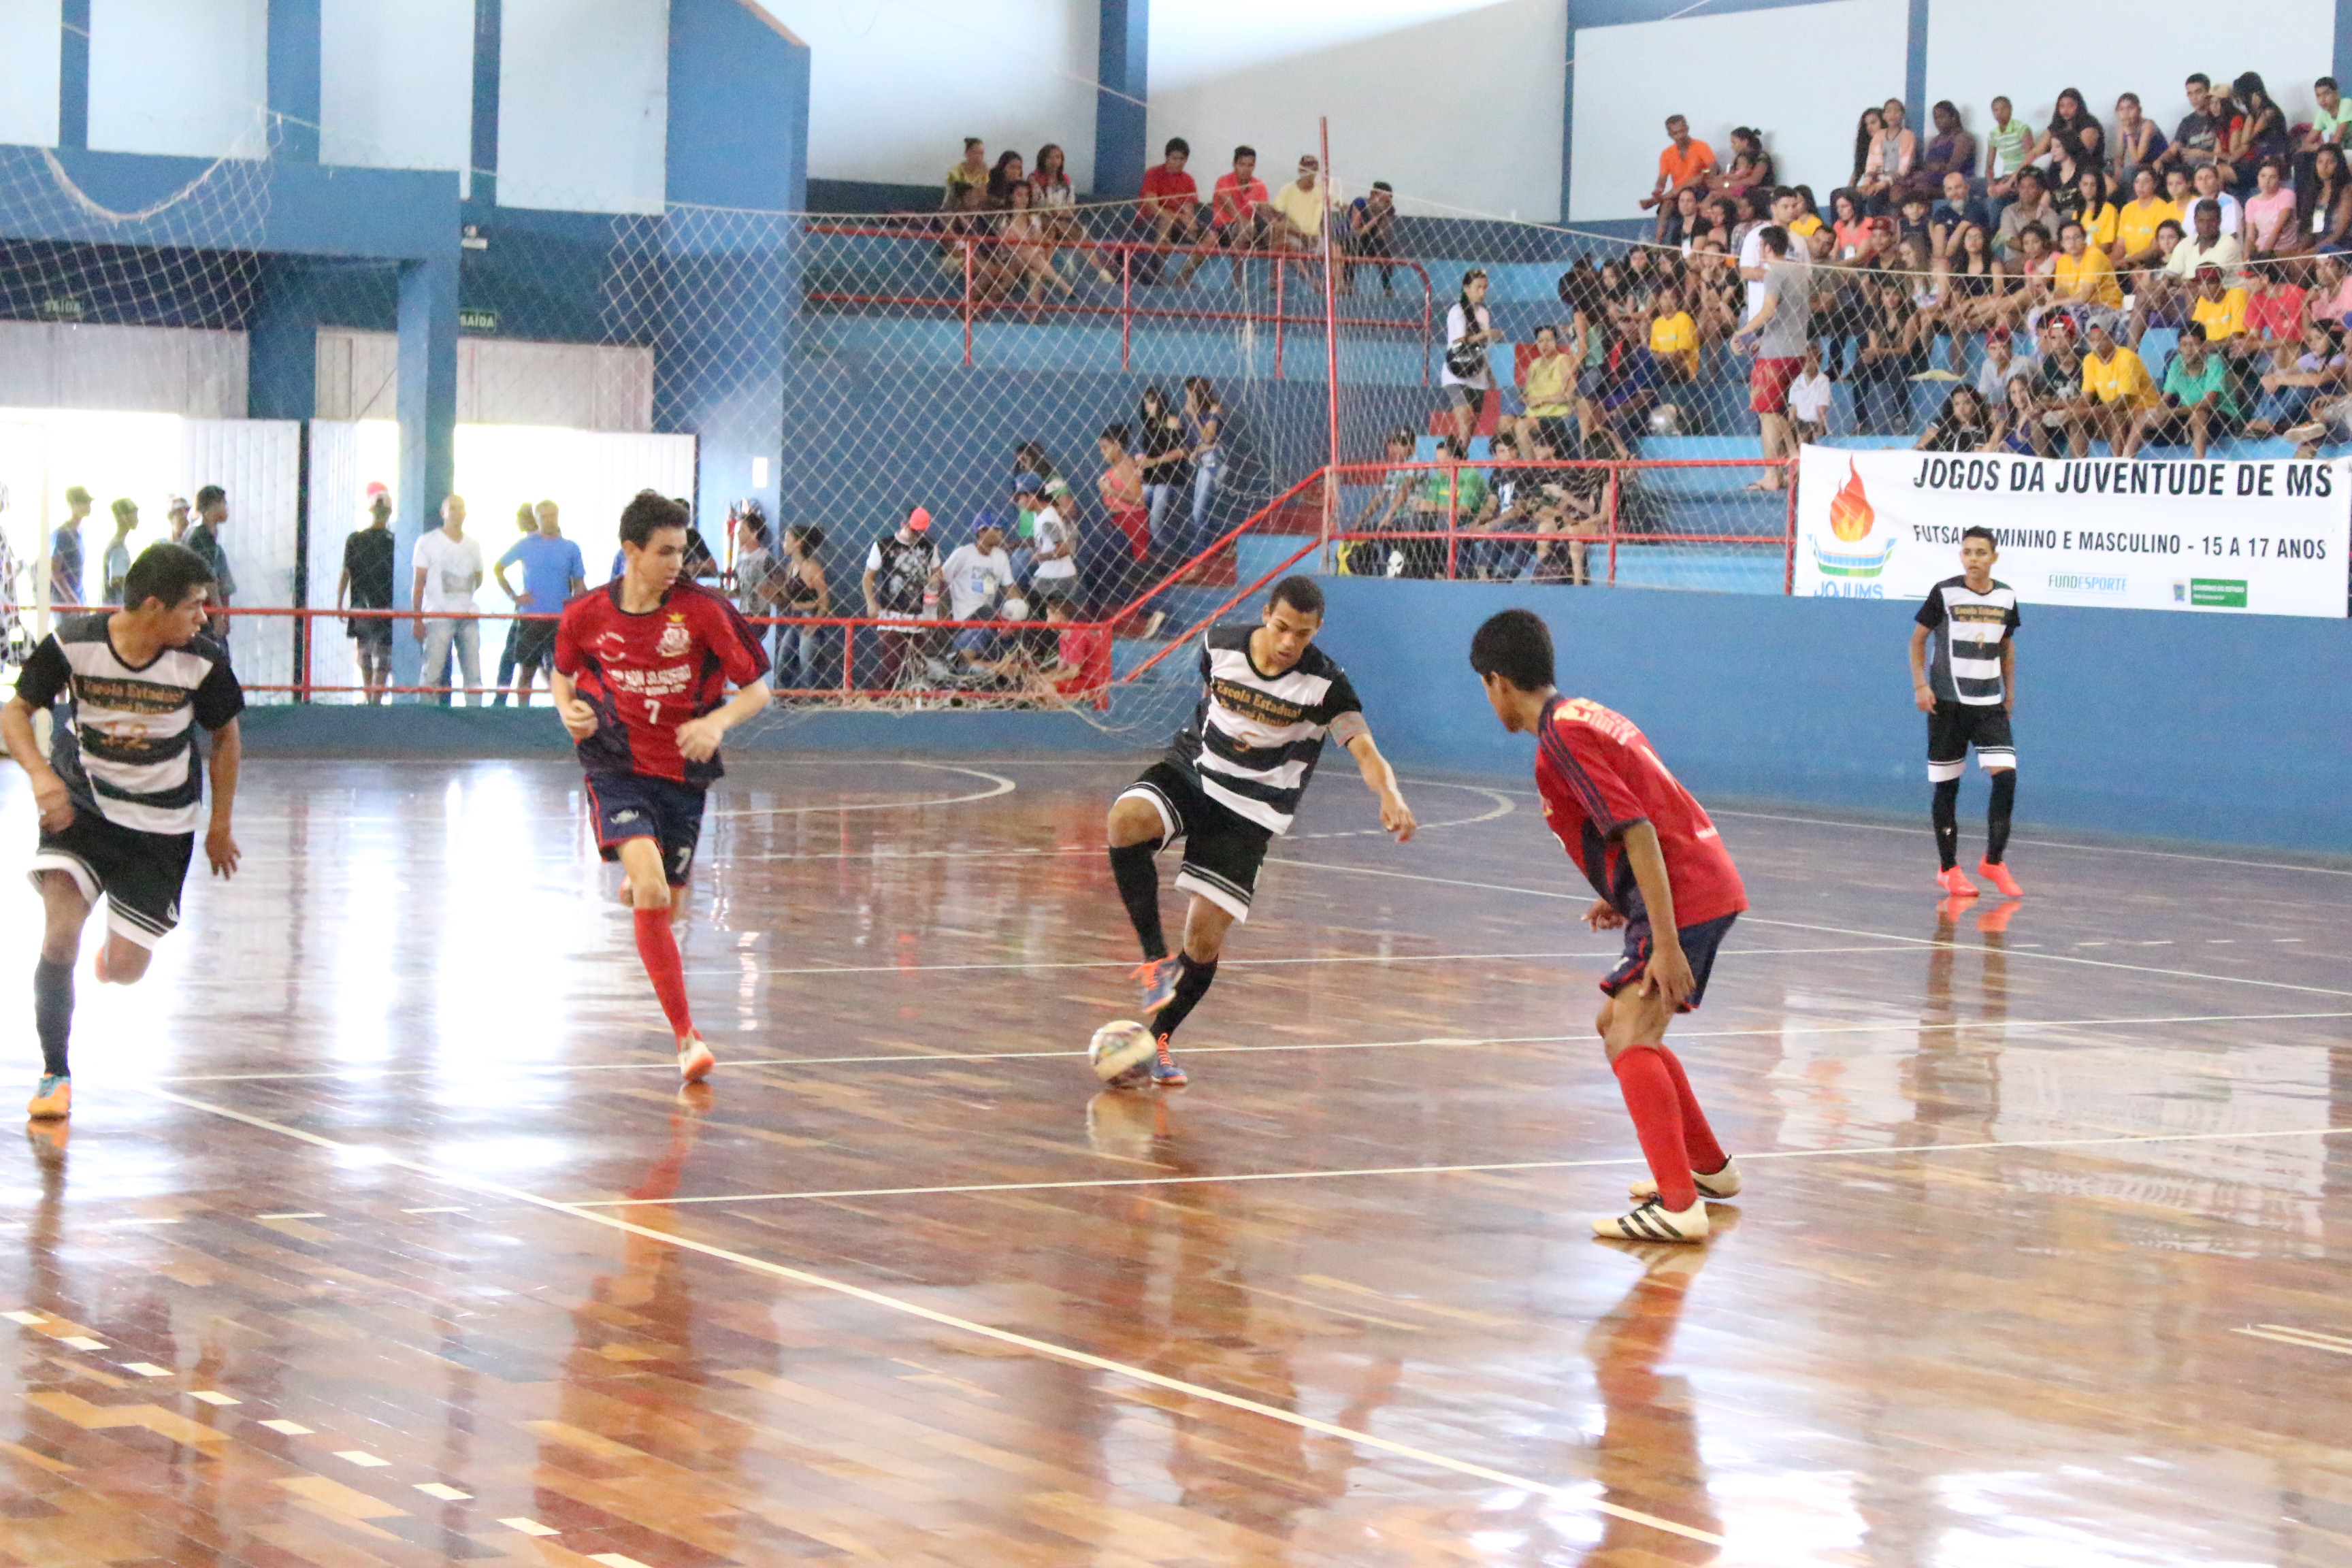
[1627,1156,1744,1203]
[677,1036,716,1084]
[1592,1195,1710,1243]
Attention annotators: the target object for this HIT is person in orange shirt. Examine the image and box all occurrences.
[1642,116,1717,240]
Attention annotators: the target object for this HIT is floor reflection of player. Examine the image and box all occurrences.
[1580,1241,1726,1565]
[1080,1094,1406,1548]
[1909,900,2010,1145]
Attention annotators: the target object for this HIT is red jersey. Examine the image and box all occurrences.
[1212,172,1269,227]
[1139,164,1198,220]
[554,580,769,785]
[1534,696,1746,929]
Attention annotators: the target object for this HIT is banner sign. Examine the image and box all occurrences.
[1795,446,2349,617]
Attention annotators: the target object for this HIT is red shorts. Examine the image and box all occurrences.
[1109,506,1151,561]
[1750,356,1802,414]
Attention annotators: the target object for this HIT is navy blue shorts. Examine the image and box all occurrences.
[1600,911,1739,1011]
[584,772,706,885]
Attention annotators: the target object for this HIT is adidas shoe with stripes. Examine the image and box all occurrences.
[1627,1156,1743,1202]
[1592,1195,1710,1243]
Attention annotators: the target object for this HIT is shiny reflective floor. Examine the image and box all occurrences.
[1,756,2349,1567]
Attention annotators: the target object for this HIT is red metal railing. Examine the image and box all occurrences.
[802,220,1436,378]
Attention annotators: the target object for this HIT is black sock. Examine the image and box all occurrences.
[1153,953,1219,1042]
[1931,779,1961,870]
[1987,770,2016,864]
[33,958,71,1079]
[1109,840,1169,962]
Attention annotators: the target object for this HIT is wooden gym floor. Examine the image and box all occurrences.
[0,755,2347,1567]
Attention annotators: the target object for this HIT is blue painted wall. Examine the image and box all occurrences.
[1311,578,2352,853]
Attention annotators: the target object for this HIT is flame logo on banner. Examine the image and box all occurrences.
[1829,460,1874,541]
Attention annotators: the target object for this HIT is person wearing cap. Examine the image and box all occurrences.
[942,515,1017,665]
[2125,321,2236,459]
[1973,325,2038,408]
[164,495,189,542]
[1021,471,1081,613]
[862,505,942,690]
[101,499,138,603]
[338,483,397,703]
[50,487,91,608]
[1341,180,1397,295]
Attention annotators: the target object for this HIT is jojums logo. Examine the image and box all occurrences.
[1811,460,1897,578]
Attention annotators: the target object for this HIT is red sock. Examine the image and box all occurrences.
[1653,1045,1727,1175]
[633,908,695,1043]
[1612,1045,1696,1211]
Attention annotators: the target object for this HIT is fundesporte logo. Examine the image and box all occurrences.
[1811,460,1897,578]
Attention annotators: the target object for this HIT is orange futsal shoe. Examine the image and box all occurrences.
[676,1036,716,1085]
[1936,866,1979,899]
[1978,858,2024,898]
[25,1075,70,1122]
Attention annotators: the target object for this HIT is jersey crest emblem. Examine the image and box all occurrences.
[656,617,691,657]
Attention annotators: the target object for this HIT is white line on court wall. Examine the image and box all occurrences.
[130,1085,1722,1549]
[1265,858,2352,1000]
[148,1009,2352,1083]
[559,1122,2352,1209]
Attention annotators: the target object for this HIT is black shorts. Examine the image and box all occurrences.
[348,615,392,647]
[1119,761,1273,922]
[29,809,195,949]
[585,772,707,885]
[511,619,558,668]
[1601,911,1738,1011]
[1927,701,2016,781]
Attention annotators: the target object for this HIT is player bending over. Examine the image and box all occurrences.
[553,492,770,1083]
[1107,576,1414,1087]
[1470,608,1744,1243]
[1909,525,2023,899]
[2,543,243,1121]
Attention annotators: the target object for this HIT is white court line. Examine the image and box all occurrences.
[710,762,1013,821]
[148,1009,2352,1085]
[560,1122,2352,1209]
[2234,1324,2352,1356]
[131,1085,1720,1548]
[1267,858,2352,1000]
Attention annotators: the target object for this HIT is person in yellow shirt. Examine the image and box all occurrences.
[2053,219,2123,312]
[2188,264,2249,350]
[2078,319,2158,453]
[2113,167,2173,266]
[2161,167,2195,227]
[1518,321,1578,448]
[1646,291,1700,380]
[2070,169,2121,252]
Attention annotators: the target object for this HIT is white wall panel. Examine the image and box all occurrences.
[314,331,655,431]
[767,0,1098,192]
[87,0,268,160]
[320,0,475,189]
[1925,0,2334,160]
[0,323,248,418]
[497,0,669,214]
[0,1,63,148]
[180,417,301,689]
[1570,0,1907,222]
[1149,0,1565,220]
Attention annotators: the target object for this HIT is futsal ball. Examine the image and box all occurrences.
[1648,402,1683,436]
[1088,1019,1158,1085]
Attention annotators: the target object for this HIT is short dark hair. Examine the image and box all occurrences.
[1371,179,1392,192]
[2186,73,2210,88]
[64,485,90,506]
[2321,76,2340,93]
[110,497,136,521]
[963,137,983,150]
[787,522,824,551]
[1163,137,1189,158]
[1759,224,1790,257]
[1960,525,1996,548]
[1267,575,1324,618]
[1040,593,1075,616]
[1469,608,1554,691]
[1233,144,1255,162]
[195,485,226,510]
[2016,166,2044,187]
[619,489,689,548]
[1100,423,1130,445]
[1770,184,1797,203]
[2195,197,2221,218]
[1665,114,1688,129]
[2180,321,2208,342]
[122,540,214,611]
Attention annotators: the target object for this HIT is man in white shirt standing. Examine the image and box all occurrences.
[1739,186,1807,320]
[412,495,487,706]
[942,517,1017,664]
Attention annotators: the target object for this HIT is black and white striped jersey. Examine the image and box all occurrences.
[1163,625,1362,834]
[1915,576,2019,706]
[12,616,244,836]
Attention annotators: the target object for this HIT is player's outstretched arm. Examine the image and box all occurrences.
[1336,720,1416,842]
[206,718,241,879]
[676,681,772,764]
[1619,820,1692,1006]
[1,697,71,834]
[549,669,598,741]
